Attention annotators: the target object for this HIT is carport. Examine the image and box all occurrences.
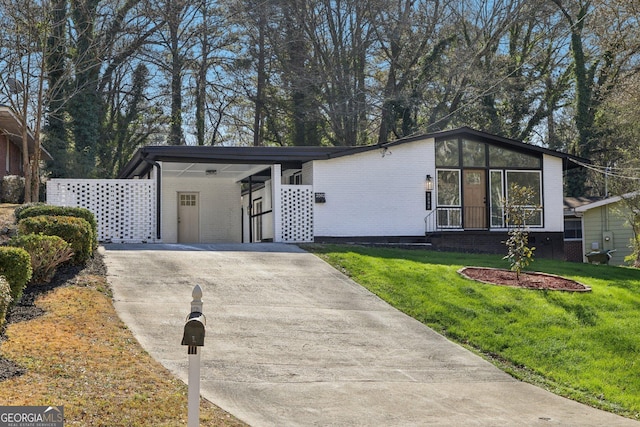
[114,145,350,244]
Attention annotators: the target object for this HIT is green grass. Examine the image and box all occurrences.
[304,244,640,420]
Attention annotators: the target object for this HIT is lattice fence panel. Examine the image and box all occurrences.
[280,185,313,242]
[47,179,157,243]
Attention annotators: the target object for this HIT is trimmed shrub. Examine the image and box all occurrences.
[9,234,74,284]
[0,246,32,306]
[1,175,24,204]
[18,215,93,264]
[13,202,46,222]
[0,276,12,329]
[17,205,98,251]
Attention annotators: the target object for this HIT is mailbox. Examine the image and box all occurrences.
[182,312,206,347]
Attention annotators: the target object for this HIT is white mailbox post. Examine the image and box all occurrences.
[181,285,206,427]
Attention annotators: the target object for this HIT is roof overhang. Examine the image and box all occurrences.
[118,145,358,179]
[385,126,587,171]
[575,191,639,212]
[119,126,586,179]
[0,105,53,161]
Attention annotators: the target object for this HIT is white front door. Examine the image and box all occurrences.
[178,192,199,243]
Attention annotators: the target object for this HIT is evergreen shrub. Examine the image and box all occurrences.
[18,215,93,264]
[17,206,98,251]
[0,246,32,306]
[1,175,24,204]
[0,276,12,329]
[9,234,74,283]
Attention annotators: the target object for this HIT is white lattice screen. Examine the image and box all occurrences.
[280,185,313,242]
[47,179,157,243]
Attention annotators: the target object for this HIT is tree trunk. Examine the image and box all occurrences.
[253,12,266,147]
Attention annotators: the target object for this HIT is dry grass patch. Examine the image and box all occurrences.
[0,203,17,224]
[0,204,18,244]
[0,281,246,426]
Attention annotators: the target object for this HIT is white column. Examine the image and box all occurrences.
[272,164,282,243]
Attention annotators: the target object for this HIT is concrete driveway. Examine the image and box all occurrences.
[102,243,638,426]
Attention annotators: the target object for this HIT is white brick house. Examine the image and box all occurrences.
[49,127,583,258]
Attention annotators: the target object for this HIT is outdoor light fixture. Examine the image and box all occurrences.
[425,174,433,191]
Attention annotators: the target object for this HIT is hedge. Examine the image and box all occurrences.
[9,234,74,284]
[16,205,98,251]
[0,246,32,307]
[0,276,12,329]
[18,215,93,264]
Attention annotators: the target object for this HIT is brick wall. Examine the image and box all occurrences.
[0,135,22,179]
[564,240,584,263]
[429,231,565,260]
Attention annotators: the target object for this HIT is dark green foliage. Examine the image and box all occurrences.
[17,205,98,251]
[9,234,74,284]
[0,276,11,329]
[13,202,46,222]
[18,215,93,264]
[1,176,25,204]
[0,246,33,307]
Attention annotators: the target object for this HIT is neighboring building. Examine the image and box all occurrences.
[574,194,638,266]
[563,197,601,262]
[48,127,585,259]
[0,105,52,180]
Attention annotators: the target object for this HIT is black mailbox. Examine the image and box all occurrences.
[181,312,206,347]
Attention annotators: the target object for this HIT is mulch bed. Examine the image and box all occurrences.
[0,253,108,381]
[459,267,591,292]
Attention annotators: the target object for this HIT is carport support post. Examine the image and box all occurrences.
[272,164,282,242]
[187,285,203,427]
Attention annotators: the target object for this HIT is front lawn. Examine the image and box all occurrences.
[305,244,640,420]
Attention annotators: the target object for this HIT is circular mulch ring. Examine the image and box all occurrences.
[458,267,591,292]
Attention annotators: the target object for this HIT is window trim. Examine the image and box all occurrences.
[505,170,543,228]
[564,217,583,240]
[436,169,461,207]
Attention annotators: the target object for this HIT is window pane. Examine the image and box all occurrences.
[506,171,542,226]
[564,219,582,239]
[436,139,459,167]
[490,171,504,227]
[525,209,542,226]
[489,146,541,168]
[506,171,541,204]
[437,170,460,206]
[462,139,486,167]
[437,208,461,228]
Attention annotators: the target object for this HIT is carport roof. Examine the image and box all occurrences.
[118,145,369,178]
[119,126,586,178]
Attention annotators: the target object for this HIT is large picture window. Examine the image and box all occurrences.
[506,171,543,227]
[435,137,544,230]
